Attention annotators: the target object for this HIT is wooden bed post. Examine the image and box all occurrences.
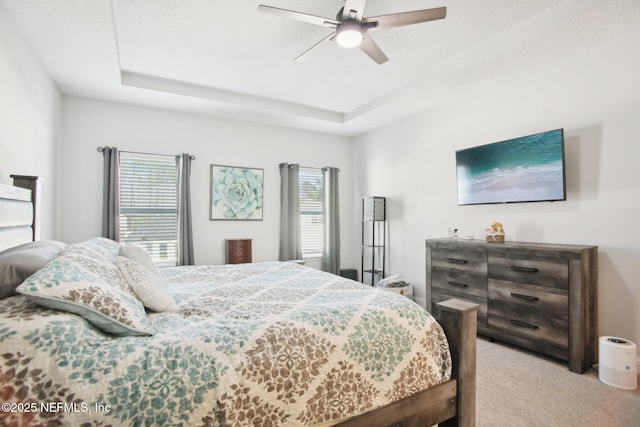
[437,299,478,427]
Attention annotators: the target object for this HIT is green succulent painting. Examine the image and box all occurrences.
[210,165,264,220]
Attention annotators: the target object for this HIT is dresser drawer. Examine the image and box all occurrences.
[488,255,568,289]
[488,315,568,350]
[489,279,568,320]
[488,279,568,349]
[432,248,487,275]
[432,269,487,300]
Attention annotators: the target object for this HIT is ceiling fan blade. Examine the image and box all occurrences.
[258,5,339,28]
[294,32,336,62]
[342,0,367,21]
[363,6,446,30]
[359,33,388,64]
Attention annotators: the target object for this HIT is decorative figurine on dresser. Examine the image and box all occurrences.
[426,237,597,374]
[485,221,505,243]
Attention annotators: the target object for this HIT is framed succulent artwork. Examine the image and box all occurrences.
[210,165,264,220]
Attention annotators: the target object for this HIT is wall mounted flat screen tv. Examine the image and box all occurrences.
[456,128,566,205]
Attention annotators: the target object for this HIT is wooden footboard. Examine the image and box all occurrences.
[437,299,478,427]
[336,298,478,427]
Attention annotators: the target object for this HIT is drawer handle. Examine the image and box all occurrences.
[447,258,468,264]
[510,292,539,302]
[510,319,539,330]
[510,266,539,273]
[448,281,468,288]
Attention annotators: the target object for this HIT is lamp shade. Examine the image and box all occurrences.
[363,197,385,221]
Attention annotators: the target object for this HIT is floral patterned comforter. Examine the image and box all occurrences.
[0,262,451,426]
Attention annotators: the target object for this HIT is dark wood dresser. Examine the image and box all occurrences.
[426,238,598,373]
[225,239,252,264]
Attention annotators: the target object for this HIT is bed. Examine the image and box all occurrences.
[0,180,478,426]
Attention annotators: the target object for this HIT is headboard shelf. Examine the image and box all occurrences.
[0,182,31,202]
[0,180,37,251]
[11,175,43,241]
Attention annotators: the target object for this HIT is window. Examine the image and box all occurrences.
[299,167,323,258]
[119,154,178,266]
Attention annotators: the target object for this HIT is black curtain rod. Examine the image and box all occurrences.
[97,146,195,160]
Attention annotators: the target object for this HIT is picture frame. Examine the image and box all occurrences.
[210,165,264,220]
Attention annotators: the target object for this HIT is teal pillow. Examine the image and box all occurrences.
[16,238,153,337]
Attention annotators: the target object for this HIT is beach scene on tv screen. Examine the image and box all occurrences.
[456,130,565,205]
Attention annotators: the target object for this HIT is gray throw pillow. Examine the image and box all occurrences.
[0,240,67,299]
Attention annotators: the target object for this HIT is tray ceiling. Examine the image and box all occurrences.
[2,0,634,136]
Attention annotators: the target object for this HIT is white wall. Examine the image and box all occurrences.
[60,97,354,267]
[353,34,640,348]
[0,3,61,239]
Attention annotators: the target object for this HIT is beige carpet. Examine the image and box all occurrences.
[476,338,640,426]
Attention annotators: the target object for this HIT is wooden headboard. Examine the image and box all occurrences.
[0,182,35,251]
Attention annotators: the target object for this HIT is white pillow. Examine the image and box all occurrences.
[118,243,161,277]
[116,256,177,312]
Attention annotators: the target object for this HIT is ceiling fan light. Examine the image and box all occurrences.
[336,23,363,48]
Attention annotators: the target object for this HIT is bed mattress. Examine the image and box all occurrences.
[1,258,451,426]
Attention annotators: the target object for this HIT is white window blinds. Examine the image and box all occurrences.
[119,154,178,266]
[299,167,323,257]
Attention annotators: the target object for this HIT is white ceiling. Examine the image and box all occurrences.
[2,0,633,136]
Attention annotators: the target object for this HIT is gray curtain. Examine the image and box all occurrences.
[177,154,194,265]
[322,167,340,275]
[279,163,302,261]
[101,146,120,240]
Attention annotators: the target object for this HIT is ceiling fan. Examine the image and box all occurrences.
[257,0,447,64]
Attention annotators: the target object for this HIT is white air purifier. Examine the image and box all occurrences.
[598,336,637,390]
